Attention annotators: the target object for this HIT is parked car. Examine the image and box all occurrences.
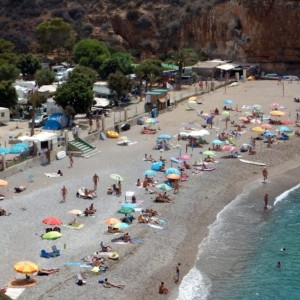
[29,114,49,127]
[282,75,300,81]
[261,73,281,80]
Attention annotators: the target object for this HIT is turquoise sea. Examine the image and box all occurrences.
[177,182,300,300]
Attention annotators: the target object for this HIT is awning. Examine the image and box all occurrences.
[93,97,110,107]
[158,98,166,103]
[216,63,240,71]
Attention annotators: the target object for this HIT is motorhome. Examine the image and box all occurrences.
[0,107,10,124]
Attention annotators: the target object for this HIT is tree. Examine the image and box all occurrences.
[0,80,17,108]
[73,39,110,70]
[0,38,18,64]
[36,18,75,60]
[0,63,20,81]
[71,65,97,84]
[169,48,198,90]
[134,59,162,92]
[17,54,41,79]
[54,72,94,116]
[35,68,55,86]
[108,71,133,103]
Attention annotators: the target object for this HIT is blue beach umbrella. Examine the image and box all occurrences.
[151,161,163,171]
[224,99,234,105]
[157,134,172,140]
[165,168,181,175]
[156,183,173,191]
[276,126,292,132]
[144,169,157,176]
[0,147,10,155]
[211,139,223,145]
[263,132,276,137]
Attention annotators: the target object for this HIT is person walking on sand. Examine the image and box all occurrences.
[61,185,68,202]
[174,180,179,194]
[159,282,169,294]
[69,153,74,168]
[117,180,122,196]
[89,117,93,132]
[93,173,99,189]
[264,193,269,209]
[96,116,100,131]
[174,263,181,283]
[262,167,268,182]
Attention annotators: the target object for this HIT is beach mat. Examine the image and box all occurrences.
[8,279,37,288]
[147,223,164,230]
[112,238,142,244]
[78,214,96,218]
[63,224,85,230]
[5,288,25,299]
[65,262,81,267]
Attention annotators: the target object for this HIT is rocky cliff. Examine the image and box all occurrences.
[1,0,300,72]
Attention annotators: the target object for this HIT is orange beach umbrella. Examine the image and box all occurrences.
[14,261,38,274]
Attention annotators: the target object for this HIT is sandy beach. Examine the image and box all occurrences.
[1,79,300,300]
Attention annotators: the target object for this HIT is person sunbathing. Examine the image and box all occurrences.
[0,207,11,216]
[100,241,113,252]
[145,187,155,194]
[123,233,133,243]
[204,156,215,163]
[183,161,191,169]
[138,214,149,223]
[103,278,125,289]
[155,193,171,203]
[14,186,26,193]
[136,179,141,187]
[37,268,59,276]
[84,203,97,216]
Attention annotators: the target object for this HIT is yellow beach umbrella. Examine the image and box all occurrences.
[270,110,285,117]
[0,179,8,186]
[188,96,197,102]
[252,126,264,133]
[14,261,38,274]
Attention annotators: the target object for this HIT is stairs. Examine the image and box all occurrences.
[68,138,99,157]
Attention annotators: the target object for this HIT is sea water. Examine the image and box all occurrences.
[178,183,300,300]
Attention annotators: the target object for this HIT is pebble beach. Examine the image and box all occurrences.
[1,79,300,300]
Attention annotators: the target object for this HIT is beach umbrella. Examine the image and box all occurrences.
[211,139,223,145]
[105,218,121,225]
[113,222,129,229]
[144,118,158,125]
[189,131,202,138]
[144,169,157,176]
[166,174,180,180]
[263,132,276,137]
[110,174,124,181]
[252,104,262,111]
[281,120,293,125]
[202,150,216,157]
[117,207,135,214]
[157,134,172,140]
[250,119,261,124]
[221,111,230,118]
[42,231,63,240]
[270,110,285,117]
[0,147,10,155]
[14,261,38,275]
[121,203,137,209]
[151,161,163,171]
[0,179,8,186]
[156,183,172,191]
[178,155,191,161]
[276,126,292,132]
[165,167,181,175]
[261,123,272,129]
[42,217,62,226]
[188,96,198,102]
[223,99,234,105]
[198,129,210,136]
[68,209,83,215]
[223,145,235,151]
[252,126,264,133]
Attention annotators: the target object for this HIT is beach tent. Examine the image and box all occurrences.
[43,113,70,130]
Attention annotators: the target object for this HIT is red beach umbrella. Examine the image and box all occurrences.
[42,217,62,226]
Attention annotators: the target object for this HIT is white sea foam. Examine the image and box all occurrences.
[274,183,300,205]
[177,266,210,300]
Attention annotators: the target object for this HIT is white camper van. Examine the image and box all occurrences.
[0,107,10,124]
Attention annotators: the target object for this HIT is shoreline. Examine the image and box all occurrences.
[1,80,300,299]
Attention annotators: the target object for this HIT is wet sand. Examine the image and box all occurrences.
[1,80,300,299]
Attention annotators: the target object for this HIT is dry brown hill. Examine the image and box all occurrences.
[1,0,300,72]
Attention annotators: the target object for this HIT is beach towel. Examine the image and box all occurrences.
[8,279,37,288]
[5,288,25,299]
[78,214,96,218]
[65,262,81,267]
[63,224,85,230]
[127,141,138,146]
[147,223,164,230]
[44,173,61,178]
[113,238,142,244]
[93,252,113,256]
[119,200,144,207]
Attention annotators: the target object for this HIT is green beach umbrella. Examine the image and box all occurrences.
[156,183,173,191]
[202,150,216,157]
[221,111,230,118]
[42,231,63,240]
[117,207,135,214]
